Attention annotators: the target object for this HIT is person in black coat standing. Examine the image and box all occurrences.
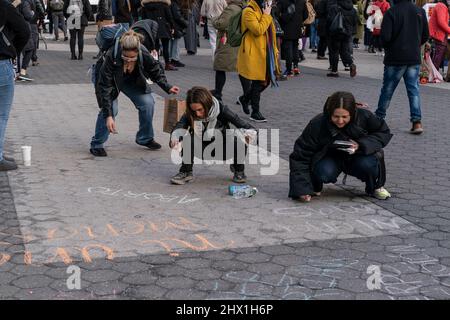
[325,0,357,77]
[315,0,328,59]
[289,91,393,202]
[278,0,308,76]
[140,0,177,70]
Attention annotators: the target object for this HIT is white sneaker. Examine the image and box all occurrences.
[373,187,391,200]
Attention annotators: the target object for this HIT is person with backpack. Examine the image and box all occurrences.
[140,0,178,71]
[375,0,429,134]
[289,91,393,202]
[210,0,246,102]
[64,0,92,60]
[325,0,357,77]
[169,86,256,185]
[200,0,228,59]
[49,0,68,41]
[277,0,308,77]
[90,30,180,157]
[0,0,30,171]
[236,0,281,123]
[169,0,188,67]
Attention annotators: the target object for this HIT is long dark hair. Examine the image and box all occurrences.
[323,91,357,123]
[185,86,214,127]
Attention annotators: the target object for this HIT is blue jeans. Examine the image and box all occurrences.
[90,83,155,149]
[0,60,15,161]
[310,19,318,49]
[312,154,380,194]
[169,38,180,61]
[376,64,422,123]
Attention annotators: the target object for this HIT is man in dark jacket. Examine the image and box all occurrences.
[325,0,357,77]
[375,0,429,134]
[114,0,133,25]
[90,30,180,157]
[278,0,308,76]
[0,0,30,171]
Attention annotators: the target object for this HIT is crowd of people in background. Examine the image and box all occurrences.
[1,0,450,202]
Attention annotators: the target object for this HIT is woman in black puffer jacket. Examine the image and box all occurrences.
[289,91,393,202]
[140,0,177,70]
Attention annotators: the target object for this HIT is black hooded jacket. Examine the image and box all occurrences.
[289,105,393,198]
[277,0,308,40]
[380,0,429,66]
[95,44,173,118]
[325,0,357,37]
[0,0,30,60]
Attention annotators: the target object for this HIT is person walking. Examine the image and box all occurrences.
[49,0,68,40]
[237,0,281,123]
[200,0,228,59]
[211,0,245,101]
[375,0,429,134]
[325,0,357,77]
[169,0,188,67]
[428,0,450,70]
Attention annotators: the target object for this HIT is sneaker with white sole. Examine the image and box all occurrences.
[170,171,193,185]
[373,187,391,200]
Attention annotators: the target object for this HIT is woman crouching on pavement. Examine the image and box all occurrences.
[289,91,393,202]
[169,87,257,185]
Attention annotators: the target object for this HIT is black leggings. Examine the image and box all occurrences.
[214,70,226,98]
[239,75,268,113]
[69,27,86,54]
[157,38,171,64]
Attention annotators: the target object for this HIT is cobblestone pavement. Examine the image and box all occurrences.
[1,33,450,300]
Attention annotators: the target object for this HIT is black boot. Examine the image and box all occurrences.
[78,52,83,60]
[71,52,77,60]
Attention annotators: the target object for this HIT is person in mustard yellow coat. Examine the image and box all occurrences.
[236,0,281,123]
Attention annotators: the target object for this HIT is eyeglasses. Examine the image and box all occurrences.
[121,55,138,62]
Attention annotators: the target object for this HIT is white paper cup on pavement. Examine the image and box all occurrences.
[21,146,32,166]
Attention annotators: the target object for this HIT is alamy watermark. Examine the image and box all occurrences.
[170,127,280,175]
[366,265,382,290]
[66,265,81,290]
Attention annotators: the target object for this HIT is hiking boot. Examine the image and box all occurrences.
[170,171,194,185]
[410,121,424,135]
[327,72,339,78]
[250,111,267,123]
[293,67,300,76]
[236,96,250,115]
[232,171,247,184]
[90,148,107,157]
[164,63,178,71]
[0,159,18,172]
[350,64,357,78]
[171,59,185,67]
[372,187,391,200]
[137,139,162,150]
